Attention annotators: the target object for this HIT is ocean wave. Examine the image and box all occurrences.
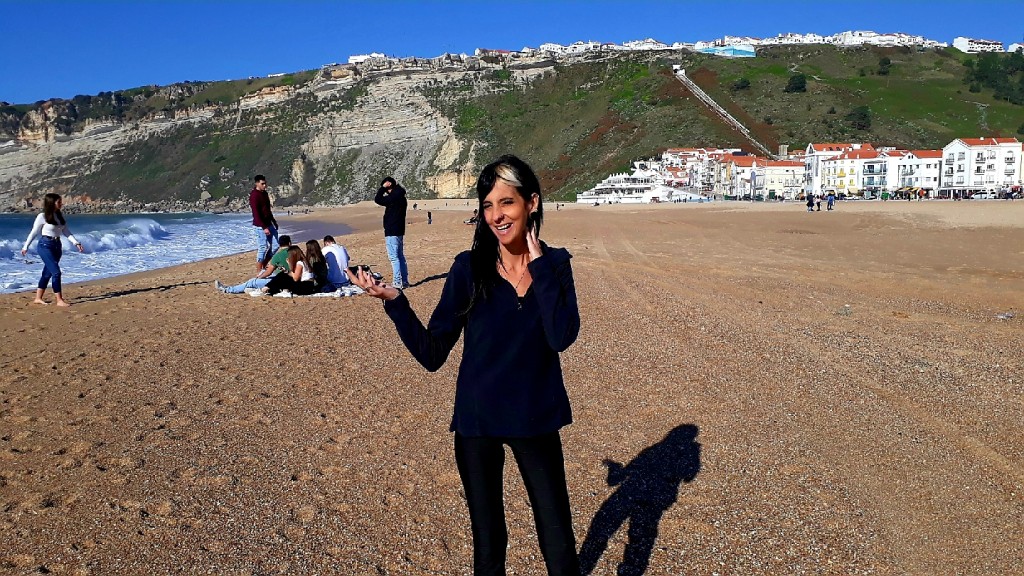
[5,218,170,258]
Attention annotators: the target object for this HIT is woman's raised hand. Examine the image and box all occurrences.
[347,268,401,301]
[526,213,543,260]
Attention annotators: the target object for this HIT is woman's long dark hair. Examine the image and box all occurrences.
[466,155,543,313]
[43,193,66,226]
[304,240,329,285]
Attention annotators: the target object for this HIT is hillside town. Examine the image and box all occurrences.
[577,137,1024,204]
[335,30,1021,75]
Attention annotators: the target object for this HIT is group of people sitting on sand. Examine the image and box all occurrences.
[215,234,360,296]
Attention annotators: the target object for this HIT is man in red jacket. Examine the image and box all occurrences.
[248,174,280,274]
[249,174,279,274]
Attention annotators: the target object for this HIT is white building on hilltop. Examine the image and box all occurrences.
[953,37,1004,53]
[348,53,387,65]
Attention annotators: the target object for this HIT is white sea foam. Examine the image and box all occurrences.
[0,213,256,294]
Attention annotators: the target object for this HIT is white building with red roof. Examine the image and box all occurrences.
[940,137,1022,196]
[896,150,943,192]
[821,148,889,196]
[803,142,875,196]
[662,147,741,191]
[759,159,806,199]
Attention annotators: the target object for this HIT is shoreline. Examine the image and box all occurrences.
[7,198,1023,295]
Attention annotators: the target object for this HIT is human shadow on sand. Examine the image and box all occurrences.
[407,272,447,289]
[73,281,207,303]
[579,424,701,575]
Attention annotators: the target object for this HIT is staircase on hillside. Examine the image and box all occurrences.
[673,67,775,158]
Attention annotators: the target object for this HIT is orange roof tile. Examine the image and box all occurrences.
[910,150,943,158]
[808,142,876,153]
[959,137,1021,146]
[827,149,880,161]
[729,156,764,167]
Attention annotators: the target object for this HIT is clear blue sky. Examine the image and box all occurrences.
[1,0,1021,104]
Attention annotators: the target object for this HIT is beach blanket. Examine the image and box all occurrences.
[247,285,366,298]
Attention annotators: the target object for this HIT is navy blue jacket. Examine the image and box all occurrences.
[374,184,407,237]
[383,246,579,437]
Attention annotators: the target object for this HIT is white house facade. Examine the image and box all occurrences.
[804,142,875,195]
[953,37,1004,53]
[895,150,943,192]
[821,148,882,196]
[760,160,805,199]
[940,138,1023,193]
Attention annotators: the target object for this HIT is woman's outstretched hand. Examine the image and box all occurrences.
[347,268,400,301]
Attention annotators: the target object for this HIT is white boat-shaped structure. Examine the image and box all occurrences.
[577,167,707,204]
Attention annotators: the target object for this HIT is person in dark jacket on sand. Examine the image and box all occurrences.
[374,176,409,289]
[349,155,582,575]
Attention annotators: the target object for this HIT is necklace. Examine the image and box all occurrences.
[499,256,529,308]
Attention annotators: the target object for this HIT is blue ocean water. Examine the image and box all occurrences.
[0,212,269,294]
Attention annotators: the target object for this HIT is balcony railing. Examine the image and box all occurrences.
[945,158,954,165]
[1006,168,1016,174]
[944,170,954,176]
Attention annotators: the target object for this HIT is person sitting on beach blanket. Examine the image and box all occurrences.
[463,209,478,225]
[304,240,332,292]
[262,243,326,296]
[321,235,351,290]
[215,236,293,294]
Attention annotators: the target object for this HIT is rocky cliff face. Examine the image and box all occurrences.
[0,58,556,212]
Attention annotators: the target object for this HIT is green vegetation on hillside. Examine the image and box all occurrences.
[421,56,742,200]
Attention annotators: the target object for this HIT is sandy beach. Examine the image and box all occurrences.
[1,199,1022,575]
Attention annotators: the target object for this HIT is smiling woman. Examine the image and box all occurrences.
[347,154,581,575]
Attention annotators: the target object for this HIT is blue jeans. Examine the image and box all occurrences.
[385,235,408,286]
[224,277,272,294]
[37,237,63,294]
[254,225,279,265]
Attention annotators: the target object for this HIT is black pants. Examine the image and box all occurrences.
[454,431,580,576]
[264,273,318,295]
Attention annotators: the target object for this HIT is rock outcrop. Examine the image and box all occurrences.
[0,54,562,212]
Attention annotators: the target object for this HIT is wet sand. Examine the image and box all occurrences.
[1,199,1022,575]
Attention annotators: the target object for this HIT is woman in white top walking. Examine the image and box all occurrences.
[21,193,85,306]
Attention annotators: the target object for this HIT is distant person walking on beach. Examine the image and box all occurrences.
[21,193,85,306]
[806,195,815,212]
[349,155,582,575]
[249,174,279,275]
[826,192,835,211]
[374,176,409,288]
[427,210,432,225]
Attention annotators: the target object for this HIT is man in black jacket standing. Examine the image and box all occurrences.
[375,176,409,288]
